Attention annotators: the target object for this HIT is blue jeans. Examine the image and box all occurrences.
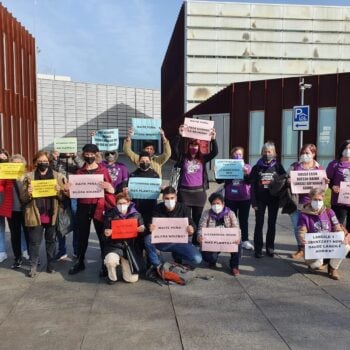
[290,210,301,246]
[202,243,242,269]
[144,234,202,266]
[0,216,5,253]
[57,198,79,255]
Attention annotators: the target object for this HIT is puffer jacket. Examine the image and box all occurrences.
[20,170,67,227]
[0,179,13,218]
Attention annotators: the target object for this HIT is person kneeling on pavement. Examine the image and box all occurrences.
[298,187,350,280]
[145,186,202,272]
[103,193,145,284]
[197,192,241,276]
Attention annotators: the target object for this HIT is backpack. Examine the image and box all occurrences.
[157,262,195,285]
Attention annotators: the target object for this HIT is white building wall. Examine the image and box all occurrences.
[37,75,160,150]
[185,1,350,110]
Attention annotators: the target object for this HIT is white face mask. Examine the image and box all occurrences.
[311,200,323,211]
[117,204,128,214]
[164,199,176,210]
[211,204,223,214]
[300,154,312,163]
[343,149,350,158]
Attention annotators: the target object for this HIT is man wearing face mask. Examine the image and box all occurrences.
[68,144,115,275]
[144,186,201,270]
[102,151,129,194]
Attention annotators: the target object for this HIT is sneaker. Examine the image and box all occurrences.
[290,250,304,259]
[254,252,263,259]
[242,241,254,250]
[232,267,240,276]
[27,266,37,278]
[22,250,29,260]
[328,265,340,280]
[68,262,85,275]
[208,262,222,269]
[266,248,275,257]
[46,265,56,274]
[55,252,68,261]
[0,252,8,263]
[11,258,23,269]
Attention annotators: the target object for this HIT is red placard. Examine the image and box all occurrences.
[111,219,138,239]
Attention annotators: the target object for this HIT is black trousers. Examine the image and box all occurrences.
[225,199,251,242]
[254,199,279,253]
[7,211,29,260]
[76,203,105,264]
[332,205,350,231]
[187,205,204,245]
[27,224,56,268]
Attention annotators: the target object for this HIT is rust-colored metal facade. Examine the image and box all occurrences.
[162,72,350,161]
[0,3,37,166]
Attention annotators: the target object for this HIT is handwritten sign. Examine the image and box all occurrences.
[182,118,214,141]
[132,118,161,140]
[31,179,57,198]
[0,163,25,179]
[92,129,119,151]
[338,181,350,205]
[68,174,104,198]
[214,159,244,180]
[128,177,161,199]
[290,170,327,194]
[151,217,189,244]
[201,227,240,252]
[305,231,347,259]
[111,219,138,239]
[54,137,78,154]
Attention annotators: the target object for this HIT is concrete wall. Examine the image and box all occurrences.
[37,74,160,151]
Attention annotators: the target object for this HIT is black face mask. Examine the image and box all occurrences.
[263,155,274,162]
[37,162,49,172]
[0,159,8,163]
[84,156,95,165]
[140,162,150,171]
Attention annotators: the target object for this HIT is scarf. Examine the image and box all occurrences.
[34,167,54,216]
[209,206,230,221]
[256,158,277,169]
[113,202,138,220]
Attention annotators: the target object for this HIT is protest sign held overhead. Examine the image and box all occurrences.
[131,118,161,140]
[92,129,119,151]
[182,118,214,141]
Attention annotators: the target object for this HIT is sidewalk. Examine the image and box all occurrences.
[1,181,350,349]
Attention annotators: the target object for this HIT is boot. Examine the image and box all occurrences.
[328,265,340,280]
[291,249,304,259]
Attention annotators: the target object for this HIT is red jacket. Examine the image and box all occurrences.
[0,179,14,218]
[75,163,114,222]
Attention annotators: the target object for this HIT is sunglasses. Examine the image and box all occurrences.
[105,152,116,156]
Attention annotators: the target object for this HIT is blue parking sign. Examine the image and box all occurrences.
[293,105,310,131]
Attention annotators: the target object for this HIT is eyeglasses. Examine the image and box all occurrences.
[105,152,116,156]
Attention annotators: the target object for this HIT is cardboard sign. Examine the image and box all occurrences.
[305,231,347,259]
[54,137,78,154]
[201,227,240,252]
[151,217,189,244]
[290,170,328,194]
[182,118,214,141]
[128,177,161,199]
[111,219,138,239]
[31,179,58,198]
[68,174,104,198]
[214,159,244,180]
[92,129,119,151]
[0,163,25,179]
[338,181,350,205]
[131,118,161,140]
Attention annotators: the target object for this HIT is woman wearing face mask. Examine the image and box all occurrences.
[327,140,350,234]
[197,192,241,276]
[298,188,350,280]
[172,124,218,244]
[68,144,114,276]
[289,144,324,259]
[102,151,129,194]
[249,141,286,258]
[21,151,67,277]
[0,149,13,263]
[216,146,253,251]
[103,193,144,284]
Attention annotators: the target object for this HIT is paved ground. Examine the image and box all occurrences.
[1,160,350,349]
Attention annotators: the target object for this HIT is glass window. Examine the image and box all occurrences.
[317,107,336,167]
[282,109,298,169]
[249,111,264,165]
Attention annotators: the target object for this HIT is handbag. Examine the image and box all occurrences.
[169,166,181,191]
[56,198,74,237]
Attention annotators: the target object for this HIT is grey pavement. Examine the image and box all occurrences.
[1,172,350,349]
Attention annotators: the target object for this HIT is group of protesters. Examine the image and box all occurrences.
[1,123,350,283]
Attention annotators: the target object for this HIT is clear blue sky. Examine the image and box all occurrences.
[2,0,350,89]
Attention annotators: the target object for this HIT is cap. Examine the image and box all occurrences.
[82,143,99,153]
